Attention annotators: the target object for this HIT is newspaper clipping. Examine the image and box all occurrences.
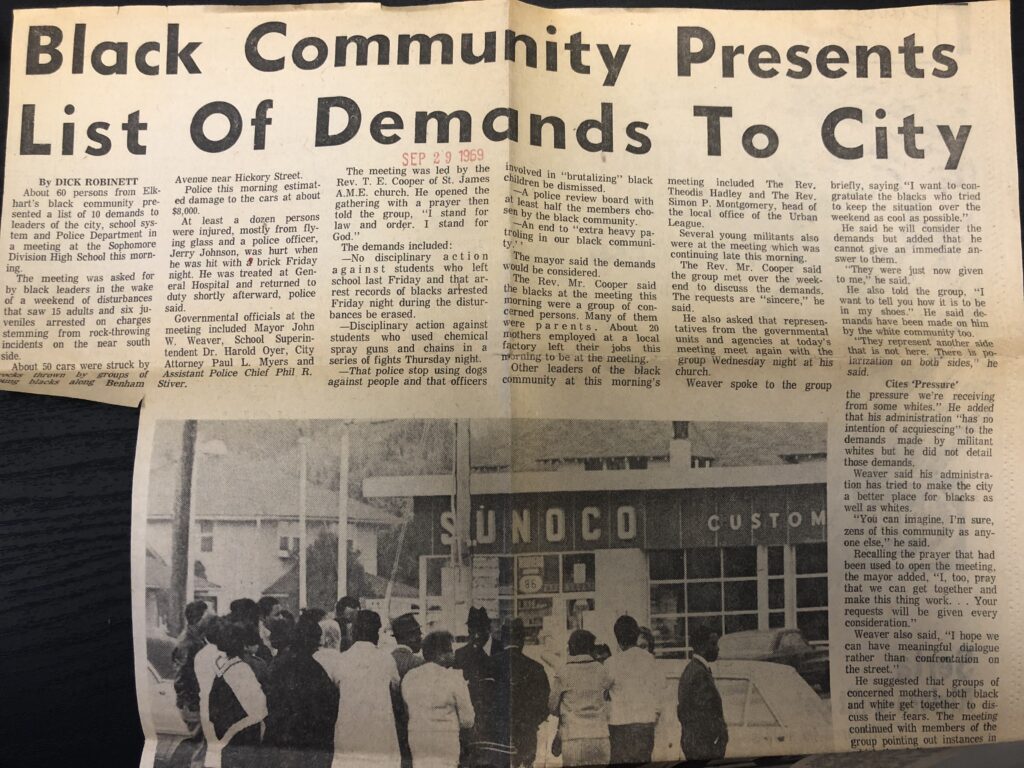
[0,1,1021,767]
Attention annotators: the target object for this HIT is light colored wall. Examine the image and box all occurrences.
[352,524,379,575]
[210,520,274,606]
[593,548,650,647]
[146,518,382,613]
[148,520,172,564]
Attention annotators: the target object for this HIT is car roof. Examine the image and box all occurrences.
[658,657,811,684]
[714,658,801,679]
[717,629,790,656]
[713,660,829,722]
[720,628,789,640]
[147,631,178,679]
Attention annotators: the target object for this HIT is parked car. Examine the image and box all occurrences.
[146,631,193,768]
[147,630,179,681]
[718,628,830,693]
[146,661,190,736]
[654,659,833,761]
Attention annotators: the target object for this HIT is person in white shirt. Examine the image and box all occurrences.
[194,618,227,750]
[604,615,662,765]
[549,629,612,767]
[401,631,475,768]
[318,610,402,768]
[313,616,344,676]
[203,621,268,768]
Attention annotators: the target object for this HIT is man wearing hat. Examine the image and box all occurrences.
[454,607,502,767]
[488,618,551,768]
[392,613,426,768]
[392,613,426,679]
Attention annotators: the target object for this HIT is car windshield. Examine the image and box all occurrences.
[147,634,177,679]
[716,677,781,727]
[718,632,777,656]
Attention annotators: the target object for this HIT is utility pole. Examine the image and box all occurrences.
[383,514,409,620]
[454,419,472,566]
[337,426,349,603]
[168,420,197,637]
[298,434,309,609]
[442,419,473,634]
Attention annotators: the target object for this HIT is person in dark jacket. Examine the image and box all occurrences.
[257,597,282,650]
[335,596,361,652]
[240,621,271,686]
[231,598,274,666]
[454,607,501,767]
[488,619,551,768]
[206,621,267,768]
[173,601,210,725]
[266,615,295,663]
[171,601,211,768]
[262,614,339,768]
[391,613,426,768]
[677,625,728,764]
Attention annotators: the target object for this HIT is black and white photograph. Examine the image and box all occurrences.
[141,418,831,767]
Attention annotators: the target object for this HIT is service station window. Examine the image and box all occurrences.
[796,542,828,644]
[562,553,596,592]
[649,547,759,656]
[768,545,785,628]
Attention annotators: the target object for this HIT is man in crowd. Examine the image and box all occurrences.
[677,624,728,764]
[257,596,282,651]
[391,613,426,768]
[604,615,661,765]
[391,613,425,679]
[263,614,338,768]
[454,607,499,766]
[230,598,273,667]
[172,601,211,768]
[334,596,361,652]
[320,610,402,768]
[173,601,210,726]
[266,614,295,661]
[229,598,260,629]
[488,618,550,768]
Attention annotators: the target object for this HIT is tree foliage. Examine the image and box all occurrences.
[300,532,368,611]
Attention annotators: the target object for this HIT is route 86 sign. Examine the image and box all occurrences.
[518,573,543,594]
[517,555,545,594]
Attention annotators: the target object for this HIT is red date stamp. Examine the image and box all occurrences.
[401,148,484,166]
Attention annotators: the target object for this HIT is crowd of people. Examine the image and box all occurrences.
[168,597,728,768]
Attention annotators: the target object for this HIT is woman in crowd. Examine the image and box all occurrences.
[263,615,339,768]
[204,622,268,768]
[549,629,613,767]
[400,631,475,768]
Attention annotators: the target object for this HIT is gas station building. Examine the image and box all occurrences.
[364,421,828,656]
